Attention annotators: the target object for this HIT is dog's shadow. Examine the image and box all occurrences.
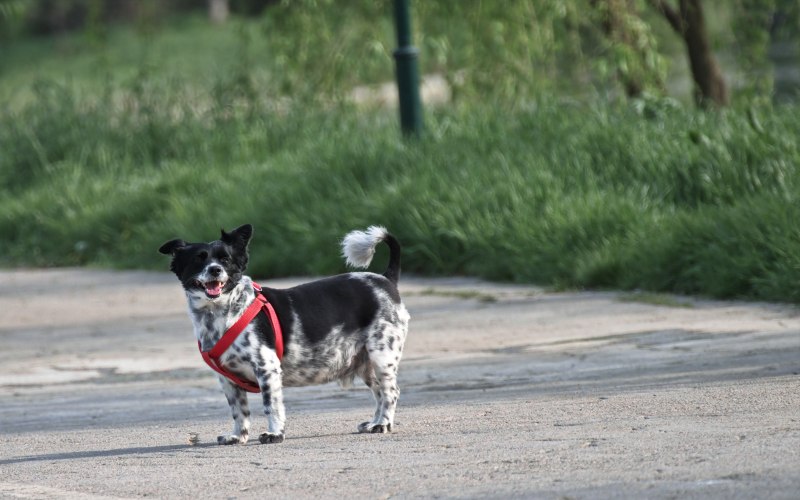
[1,431,371,466]
[0,443,218,466]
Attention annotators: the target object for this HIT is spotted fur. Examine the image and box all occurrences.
[159,224,409,444]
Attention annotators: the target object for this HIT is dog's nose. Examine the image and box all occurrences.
[209,265,223,277]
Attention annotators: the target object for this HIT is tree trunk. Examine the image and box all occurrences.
[651,0,729,107]
[679,0,728,107]
[209,0,229,24]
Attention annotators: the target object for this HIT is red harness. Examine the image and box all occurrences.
[198,283,283,393]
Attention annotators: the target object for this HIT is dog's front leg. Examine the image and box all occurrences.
[255,347,285,444]
[217,376,251,445]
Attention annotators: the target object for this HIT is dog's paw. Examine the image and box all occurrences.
[258,432,285,444]
[358,422,392,434]
[217,434,248,445]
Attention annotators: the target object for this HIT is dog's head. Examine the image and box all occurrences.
[159,224,253,301]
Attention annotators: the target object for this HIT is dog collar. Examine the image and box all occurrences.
[198,282,283,393]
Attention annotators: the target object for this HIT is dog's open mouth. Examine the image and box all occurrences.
[195,279,226,298]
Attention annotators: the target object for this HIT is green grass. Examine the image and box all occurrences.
[1,79,799,303]
[617,292,694,308]
[412,288,499,304]
[0,15,274,107]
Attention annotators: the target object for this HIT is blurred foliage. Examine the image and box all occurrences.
[263,0,393,98]
[2,0,798,103]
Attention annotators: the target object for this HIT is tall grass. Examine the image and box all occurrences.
[1,76,799,302]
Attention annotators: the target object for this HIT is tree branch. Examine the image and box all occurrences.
[649,0,683,34]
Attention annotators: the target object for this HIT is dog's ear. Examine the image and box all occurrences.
[221,224,253,249]
[159,239,187,255]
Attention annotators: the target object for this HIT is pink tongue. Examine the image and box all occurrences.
[205,282,223,296]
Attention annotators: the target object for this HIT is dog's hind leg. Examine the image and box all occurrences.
[217,377,251,445]
[359,367,383,425]
[358,361,399,434]
[255,346,286,444]
[358,324,405,434]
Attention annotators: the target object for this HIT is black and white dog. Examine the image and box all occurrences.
[159,224,409,444]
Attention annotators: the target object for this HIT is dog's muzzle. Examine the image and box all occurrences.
[195,279,227,298]
[195,264,228,298]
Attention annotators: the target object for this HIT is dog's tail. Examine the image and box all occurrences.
[342,226,401,284]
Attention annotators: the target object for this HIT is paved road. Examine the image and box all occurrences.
[1,269,798,499]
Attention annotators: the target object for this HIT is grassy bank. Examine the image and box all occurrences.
[1,79,799,302]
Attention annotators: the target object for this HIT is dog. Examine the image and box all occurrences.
[159,224,409,444]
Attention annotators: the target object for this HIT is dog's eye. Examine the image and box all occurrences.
[219,256,230,264]
[196,251,209,261]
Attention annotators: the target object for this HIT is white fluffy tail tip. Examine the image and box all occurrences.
[342,226,388,268]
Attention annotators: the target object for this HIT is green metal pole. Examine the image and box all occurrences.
[393,0,423,136]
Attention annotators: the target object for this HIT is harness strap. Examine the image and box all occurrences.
[198,282,283,393]
[201,349,261,393]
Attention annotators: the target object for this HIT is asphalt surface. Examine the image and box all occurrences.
[1,269,799,499]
